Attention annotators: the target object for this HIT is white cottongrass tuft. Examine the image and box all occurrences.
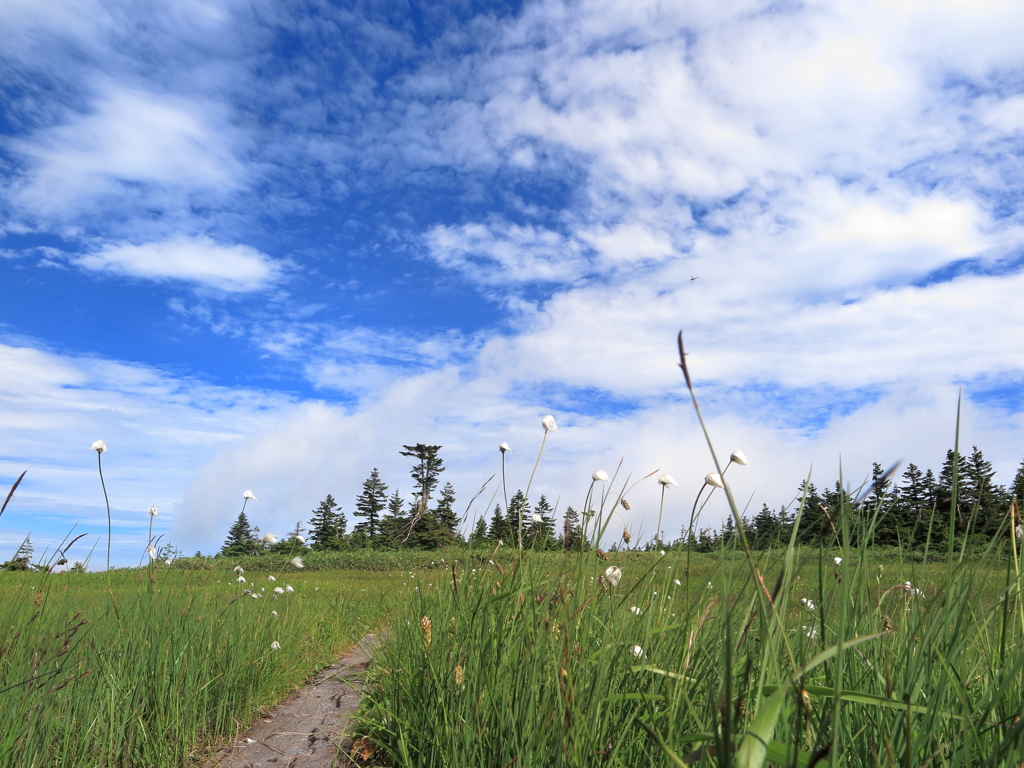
[730,450,750,466]
[632,645,643,658]
[290,557,304,568]
[629,606,642,616]
[531,514,543,523]
[271,641,281,650]
[148,505,158,517]
[604,566,622,588]
[834,557,843,566]
[541,415,557,432]
[804,625,818,639]
[285,585,294,592]
[659,550,666,557]
[262,533,279,545]
[268,575,276,581]
[1016,524,1024,541]
[704,473,724,489]
[146,545,157,561]
[593,470,611,482]
[673,578,682,586]
[274,587,284,594]
[800,598,815,612]
[243,490,257,501]
[165,558,172,566]
[237,576,246,583]
[295,535,305,543]
[271,610,278,617]
[499,442,511,453]
[91,440,107,453]
[234,565,244,574]
[657,474,678,487]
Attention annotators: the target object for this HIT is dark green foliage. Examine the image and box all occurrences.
[561,505,583,551]
[220,511,256,557]
[307,494,347,551]
[354,468,388,539]
[2,535,33,571]
[488,503,511,543]
[525,494,557,549]
[470,516,488,544]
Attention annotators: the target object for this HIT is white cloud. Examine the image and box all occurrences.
[7,85,246,224]
[76,235,281,292]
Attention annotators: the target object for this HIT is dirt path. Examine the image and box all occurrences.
[210,632,380,768]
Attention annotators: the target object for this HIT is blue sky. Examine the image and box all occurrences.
[2,0,1024,567]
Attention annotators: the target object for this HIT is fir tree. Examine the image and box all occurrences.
[562,506,582,550]
[399,444,445,523]
[488,503,510,543]
[507,490,530,547]
[378,489,408,548]
[527,494,556,549]
[434,482,459,542]
[308,494,346,551]
[354,468,388,538]
[751,504,780,549]
[470,516,488,544]
[2,535,33,571]
[220,511,256,556]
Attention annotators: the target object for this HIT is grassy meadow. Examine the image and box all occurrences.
[354,538,1024,767]
[0,564,401,767]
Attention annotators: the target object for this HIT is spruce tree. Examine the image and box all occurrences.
[562,506,582,550]
[434,482,459,542]
[528,494,556,549]
[488,503,510,543]
[1012,457,1024,504]
[308,494,345,551]
[354,468,388,539]
[507,490,530,547]
[470,516,488,544]
[220,511,256,556]
[751,504,779,550]
[400,444,445,522]
[378,489,407,548]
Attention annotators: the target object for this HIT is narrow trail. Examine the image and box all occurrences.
[210,632,380,768]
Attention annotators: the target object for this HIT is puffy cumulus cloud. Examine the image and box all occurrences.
[76,235,282,292]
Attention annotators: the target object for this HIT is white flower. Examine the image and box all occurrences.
[673,578,681,586]
[267,575,276,582]
[657,474,678,487]
[252,592,261,599]
[237,576,246,583]
[234,566,244,574]
[274,587,284,595]
[91,440,107,453]
[593,470,611,482]
[271,610,278,617]
[631,645,643,658]
[804,625,818,639]
[531,513,543,523]
[541,415,558,432]
[295,535,305,543]
[730,450,750,466]
[243,490,257,501]
[604,565,622,587]
[147,505,158,517]
[629,606,642,616]
[499,442,511,453]
[290,557,304,568]
[497,539,503,547]
[146,545,157,560]
[165,558,172,565]
[834,557,843,566]
[1016,525,1024,541]
[659,550,666,557]
[262,533,279,545]
[271,641,281,650]
[704,473,724,489]
[800,598,815,612]
[285,585,294,592]
[707,582,713,589]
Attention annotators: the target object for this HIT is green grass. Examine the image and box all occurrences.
[354,537,1024,767]
[0,564,399,767]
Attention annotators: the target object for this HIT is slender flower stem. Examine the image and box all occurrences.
[501,452,509,522]
[656,485,666,548]
[97,452,111,572]
[521,430,549,550]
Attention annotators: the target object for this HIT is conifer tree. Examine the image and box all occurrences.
[308,494,346,551]
[1012,457,1024,505]
[378,489,407,548]
[507,490,530,547]
[527,494,556,548]
[354,468,388,538]
[487,503,510,543]
[562,505,582,550]
[470,516,488,544]
[434,482,459,541]
[220,511,256,556]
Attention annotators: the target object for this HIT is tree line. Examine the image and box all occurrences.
[687,447,1024,552]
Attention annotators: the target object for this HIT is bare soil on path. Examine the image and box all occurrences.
[209,633,380,768]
